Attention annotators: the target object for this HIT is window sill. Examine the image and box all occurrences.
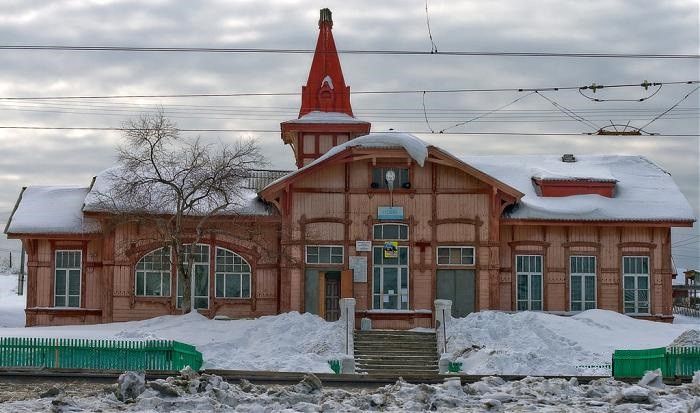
[134,296,171,300]
[213,297,253,301]
[26,307,102,316]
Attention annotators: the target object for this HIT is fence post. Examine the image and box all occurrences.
[435,299,452,354]
[339,298,356,374]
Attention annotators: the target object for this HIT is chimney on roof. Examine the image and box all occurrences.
[319,8,332,27]
[562,154,576,163]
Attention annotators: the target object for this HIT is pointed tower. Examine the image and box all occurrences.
[281,8,371,168]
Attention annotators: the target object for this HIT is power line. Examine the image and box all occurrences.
[0,81,695,101]
[535,91,600,131]
[639,86,700,130]
[0,125,696,136]
[0,44,697,59]
[439,92,537,133]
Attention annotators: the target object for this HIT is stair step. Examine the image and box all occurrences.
[356,360,438,365]
[353,329,438,374]
[355,346,437,351]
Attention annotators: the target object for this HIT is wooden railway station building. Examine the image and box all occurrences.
[5,9,695,328]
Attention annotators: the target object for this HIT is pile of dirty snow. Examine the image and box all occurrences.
[446,310,700,376]
[3,369,700,412]
[0,311,344,372]
[668,330,700,347]
[0,271,25,328]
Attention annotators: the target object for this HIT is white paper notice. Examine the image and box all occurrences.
[348,256,368,282]
[388,289,395,295]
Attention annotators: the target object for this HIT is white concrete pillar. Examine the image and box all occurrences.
[434,299,452,356]
[339,298,356,357]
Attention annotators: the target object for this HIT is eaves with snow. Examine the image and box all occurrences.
[4,132,696,236]
[262,132,695,224]
[281,111,371,125]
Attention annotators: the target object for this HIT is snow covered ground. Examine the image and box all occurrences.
[2,369,700,412]
[447,310,700,376]
[0,271,25,328]
[3,268,700,377]
[0,310,345,373]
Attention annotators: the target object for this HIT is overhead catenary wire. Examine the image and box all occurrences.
[439,91,537,133]
[424,0,438,54]
[673,235,700,245]
[0,44,698,59]
[535,91,601,131]
[0,125,696,136]
[0,80,695,101]
[578,82,664,102]
[638,86,700,130]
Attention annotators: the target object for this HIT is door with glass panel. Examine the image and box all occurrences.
[177,244,210,310]
[623,256,650,314]
[372,246,409,310]
[516,255,543,311]
[570,256,596,311]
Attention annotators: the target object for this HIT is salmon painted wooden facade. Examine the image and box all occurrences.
[5,9,695,327]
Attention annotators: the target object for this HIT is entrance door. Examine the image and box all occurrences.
[436,269,475,318]
[324,272,341,321]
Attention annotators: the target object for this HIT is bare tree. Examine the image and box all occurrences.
[91,111,266,312]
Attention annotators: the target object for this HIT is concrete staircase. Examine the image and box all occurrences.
[354,330,439,374]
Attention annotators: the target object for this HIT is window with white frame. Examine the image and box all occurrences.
[372,245,409,310]
[55,250,81,307]
[570,256,596,311]
[623,256,650,314]
[135,248,171,297]
[215,247,251,298]
[516,255,543,311]
[305,246,343,264]
[373,223,409,241]
[437,247,475,266]
[177,244,210,309]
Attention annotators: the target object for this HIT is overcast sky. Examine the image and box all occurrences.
[0,0,697,267]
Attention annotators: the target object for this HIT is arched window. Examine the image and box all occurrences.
[135,248,171,297]
[215,247,252,298]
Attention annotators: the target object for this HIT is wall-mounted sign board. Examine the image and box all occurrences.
[349,256,367,282]
[378,206,404,220]
[355,240,372,252]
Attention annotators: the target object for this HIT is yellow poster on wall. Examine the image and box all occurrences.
[383,241,398,258]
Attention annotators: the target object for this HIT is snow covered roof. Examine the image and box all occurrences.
[282,111,370,124]
[530,160,617,182]
[262,132,694,223]
[83,168,274,216]
[460,154,695,222]
[5,186,100,235]
[262,132,430,191]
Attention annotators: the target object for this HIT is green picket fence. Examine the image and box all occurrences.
[612,346,700,378]
[0,337,203,371]
[666,347,700,377]
[612,347,667,378]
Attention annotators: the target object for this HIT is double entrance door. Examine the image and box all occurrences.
[436,269,476,318]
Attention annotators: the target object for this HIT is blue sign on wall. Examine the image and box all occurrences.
[378,206,404,220]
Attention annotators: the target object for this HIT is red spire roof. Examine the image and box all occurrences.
[299,8,353,117]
